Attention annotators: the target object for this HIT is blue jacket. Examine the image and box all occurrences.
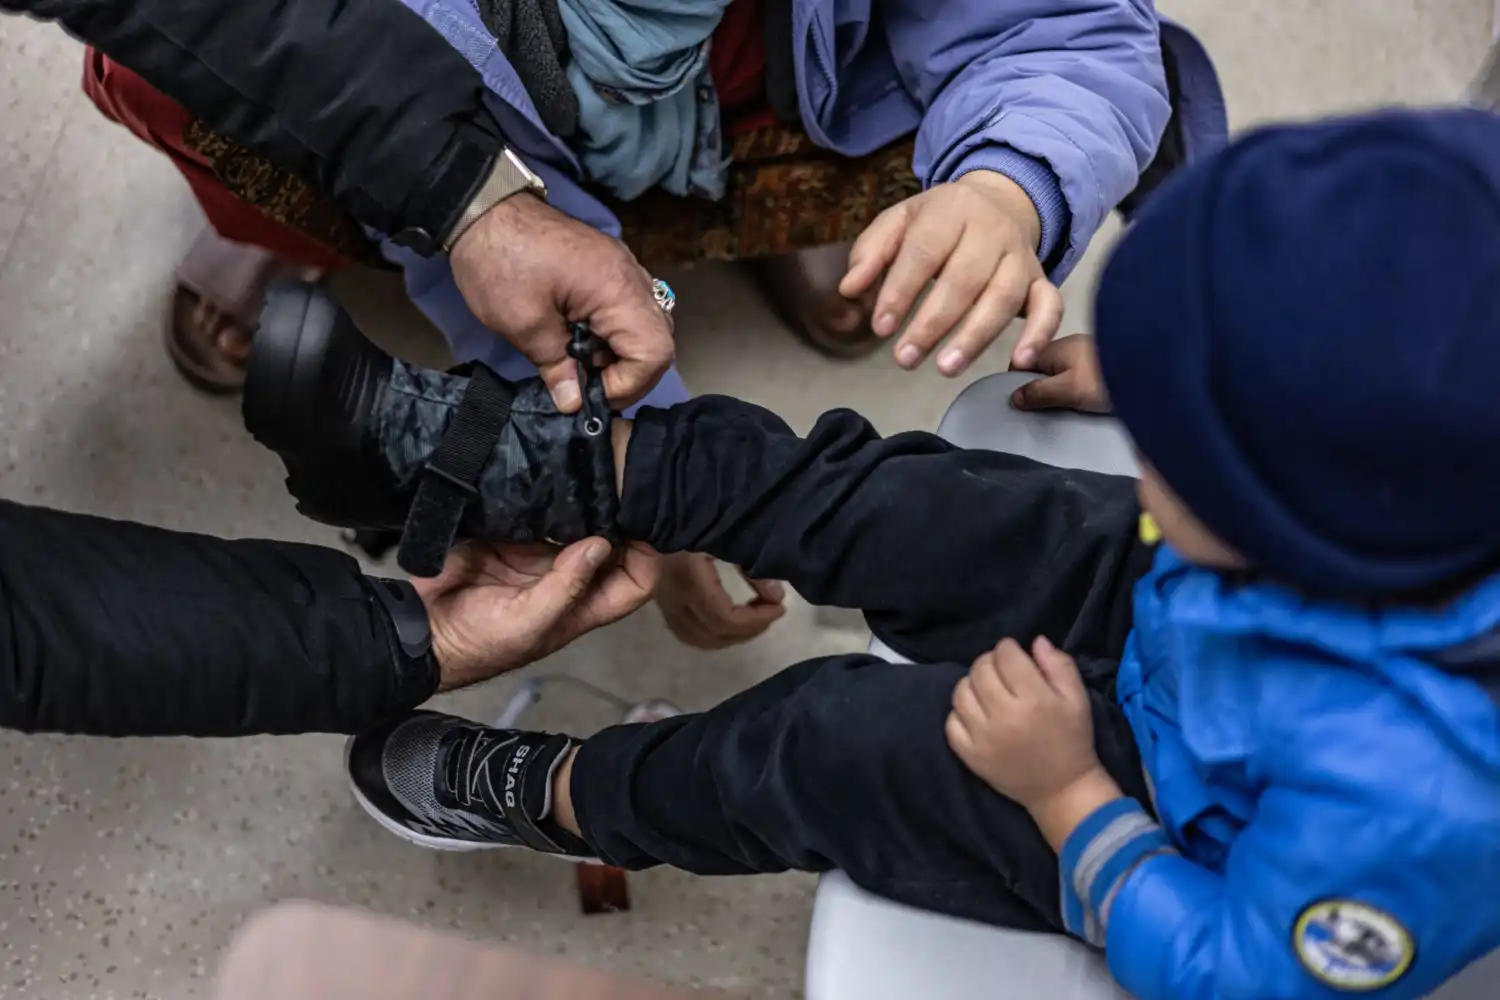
[1061,548,1500,999]
[384,0,1222,384]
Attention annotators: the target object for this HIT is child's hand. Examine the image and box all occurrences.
[655,552,786,650]
[840,170,1064,378]
[946,636,1103,810]
[1009,334,1110,413]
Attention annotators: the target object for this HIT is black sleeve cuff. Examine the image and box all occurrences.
[391,121,502,256]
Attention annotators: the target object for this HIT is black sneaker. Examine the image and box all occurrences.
[346,711,592,857]
[242,280,620,577]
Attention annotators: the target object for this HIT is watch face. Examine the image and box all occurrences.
[497,148,546,196]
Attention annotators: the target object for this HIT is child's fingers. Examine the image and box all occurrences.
[876,211,964,345]
[1010,278,1065,371]
[993,637,1046,697]
[953,675,990,725]
[1031,635,1084,696]
[969,647,1017,708]
[1010,336,1104,411]
[945,712,976,756]
[1010,371,1081,412]
[897,231,997,373]
[1026,333,1089,376]
[841,207,907,300]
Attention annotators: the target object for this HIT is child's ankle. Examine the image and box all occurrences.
[550,745,582,836]
[611,419,633,496]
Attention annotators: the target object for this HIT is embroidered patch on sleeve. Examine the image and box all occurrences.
[1294,900,1414,991]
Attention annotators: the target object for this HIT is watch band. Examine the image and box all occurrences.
[368,577,432,660]
[442,146,548,253]
[367,576,440,704]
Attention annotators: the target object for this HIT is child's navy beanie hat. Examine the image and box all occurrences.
[1095,108,1500,597]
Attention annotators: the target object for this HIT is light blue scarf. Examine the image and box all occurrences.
[559,0,734,200]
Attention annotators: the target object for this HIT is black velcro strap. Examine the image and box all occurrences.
[397,367,515,577]
[501,734,578,855]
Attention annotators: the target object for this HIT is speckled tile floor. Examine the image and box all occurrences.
[0,3,1492,998]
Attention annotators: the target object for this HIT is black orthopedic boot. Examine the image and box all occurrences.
[241,281,619,577]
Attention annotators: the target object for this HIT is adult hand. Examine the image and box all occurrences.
[449,193,674,413]
[655,552,786,650]
[840,170,1064,378]
[415,538,660,691]
[1009,334,1110,413]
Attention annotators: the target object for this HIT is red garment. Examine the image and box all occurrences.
[81,49,349,272]
[85,2,771,262]
[710,0,775,137]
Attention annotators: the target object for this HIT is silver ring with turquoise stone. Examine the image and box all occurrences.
[651,278,676,316]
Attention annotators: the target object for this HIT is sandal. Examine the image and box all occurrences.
[749,243,882,359]
[167,230,323,394]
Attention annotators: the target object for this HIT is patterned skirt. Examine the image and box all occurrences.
[181,116,919,271]
[605,127,920,269]
[87,50,920,271]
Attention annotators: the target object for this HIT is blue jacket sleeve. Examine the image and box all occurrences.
[884,0,1170,279]
[1057,796,1177,947]
[1062,768,1496,999]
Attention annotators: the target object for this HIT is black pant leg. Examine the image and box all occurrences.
[620,397,1151,665]
[570,653,1148,931]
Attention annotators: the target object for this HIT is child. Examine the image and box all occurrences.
[343,108,1500,999]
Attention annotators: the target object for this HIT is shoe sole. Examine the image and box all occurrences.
[342,737,599,863]
[242,279,331,455]
[242,280,402,530]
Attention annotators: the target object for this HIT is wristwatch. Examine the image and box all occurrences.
[441,146,548,253]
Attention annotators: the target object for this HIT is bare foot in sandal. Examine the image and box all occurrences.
[167,231,324,395]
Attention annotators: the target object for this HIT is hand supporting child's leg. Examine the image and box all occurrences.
[609,396,1150,665]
